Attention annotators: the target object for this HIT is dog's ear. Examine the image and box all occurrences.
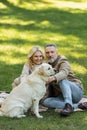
[38,66,44,75]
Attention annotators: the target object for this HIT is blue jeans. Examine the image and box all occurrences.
[43,79,83,109]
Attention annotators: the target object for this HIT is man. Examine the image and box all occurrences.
[43,43,86,116]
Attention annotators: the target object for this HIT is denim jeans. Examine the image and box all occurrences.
[43,79,83,109]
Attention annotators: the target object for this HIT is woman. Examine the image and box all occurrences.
[12,46,44,88]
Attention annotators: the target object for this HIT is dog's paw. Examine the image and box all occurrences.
[17,114,26,118]
[37,115,43,118]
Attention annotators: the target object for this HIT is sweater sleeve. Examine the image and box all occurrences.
[55,60,71,83]
[20,64,30,82]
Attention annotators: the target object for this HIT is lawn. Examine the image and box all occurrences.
[0,0,87,130]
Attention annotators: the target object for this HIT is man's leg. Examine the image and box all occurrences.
[59,79,83,116]
[59,79,83,106]
[43,96,65,109]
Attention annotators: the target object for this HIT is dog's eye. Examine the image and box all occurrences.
[48,67,50,70]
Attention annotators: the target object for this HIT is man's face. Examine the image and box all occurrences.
[45,46,58,63]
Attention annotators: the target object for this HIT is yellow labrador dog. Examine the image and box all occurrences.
[0,63,55,118]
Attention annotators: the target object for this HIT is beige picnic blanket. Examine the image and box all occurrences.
[0,91,9,106]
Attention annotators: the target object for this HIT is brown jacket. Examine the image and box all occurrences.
[45,55,83,98]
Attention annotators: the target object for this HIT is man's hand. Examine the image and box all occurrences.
[47,76,56,84]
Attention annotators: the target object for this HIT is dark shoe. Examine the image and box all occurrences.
[60,103,74,116]
[78,102,87,110]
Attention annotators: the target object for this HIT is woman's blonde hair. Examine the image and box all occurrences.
[26,46,44,70]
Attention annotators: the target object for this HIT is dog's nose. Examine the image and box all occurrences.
[53,69,58,74]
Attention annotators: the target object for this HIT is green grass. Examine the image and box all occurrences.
[0,0,87,130]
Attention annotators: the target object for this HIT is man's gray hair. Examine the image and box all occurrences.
[45,44,57,48]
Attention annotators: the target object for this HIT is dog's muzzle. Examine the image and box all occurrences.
[53,68,58,74]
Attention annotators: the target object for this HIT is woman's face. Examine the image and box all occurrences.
[32,51,43,65]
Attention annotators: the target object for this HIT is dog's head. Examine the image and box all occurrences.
[37,63,55,78]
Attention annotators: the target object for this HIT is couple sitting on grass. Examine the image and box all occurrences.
[0,44,87,116]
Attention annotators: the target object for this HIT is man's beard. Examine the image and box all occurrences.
[48,56,58,63]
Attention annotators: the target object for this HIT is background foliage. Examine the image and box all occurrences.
[0,0,87,130]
